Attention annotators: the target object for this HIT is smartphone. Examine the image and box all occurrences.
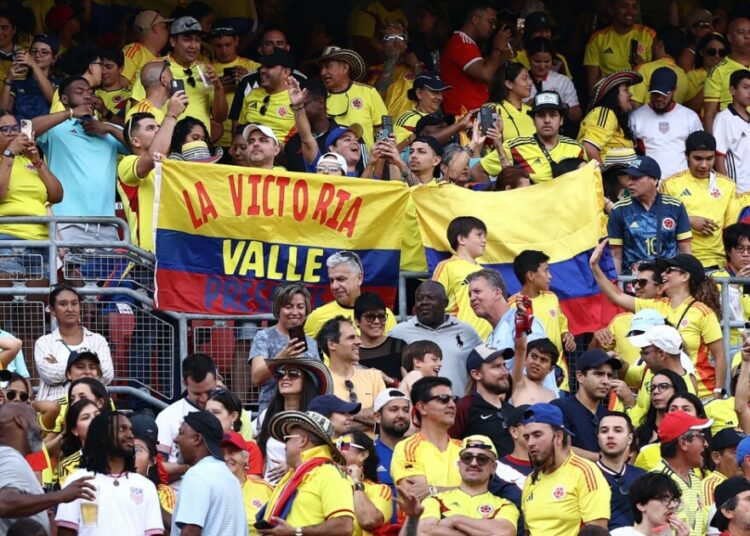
[516,17,526,33]
[629,39,639,67]
[288,325,308,352]
[223,67,235,78]
[254,520,275,530]
[479,106,495,135]
[20,119,32,141]
[170,79,185,95]
[378,115,393,142]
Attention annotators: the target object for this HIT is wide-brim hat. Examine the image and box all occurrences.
[169,140,223,163]
[270,410,345,464]
[264,358,333,396]
[317,46,366,82]
[589,70,642,112]
[602,146,638,172]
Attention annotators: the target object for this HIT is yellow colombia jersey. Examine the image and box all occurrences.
[522,452,610,536]
[353,479,393,536]
[57,449,81,487]
[117,154,156,253]
[509,290,572,390]
[348,1,408,40]
[583,25,656,76]
[241,87,295,142]
[705,56,750,110]
[0,154,49,240]
[327,82,388,147]
[121,42,158,84]
[652,460,706,536]
[660,170,739,268]
[212,56,259,147]
[432,256,492,339]
[242,478,273,535]
[480,135,584,182]
[391,433,462,488]
[634,442,661,472]
[130,55,214,134]
[579,106,635,162]
[365,63,415,119]
[158,483,176,514]
[421,488,519,527]
[605,312,641,367]
[263,445,354,527]
[491,100,535,142]
[704,396,741,434]
[703,470,727,507]
[635,297,723,399]
[96,86,131,119]
[630,58,697,104]
[394,107,427,143]
[304,299,397,338]
[125,98,166,123]
[515,49,572,79]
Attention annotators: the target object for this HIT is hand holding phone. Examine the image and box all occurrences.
[20,119,33,141]
[253,520,275,530]
[288,325,308,353]
[170,79,186,95]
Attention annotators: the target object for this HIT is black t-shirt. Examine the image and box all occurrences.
[359,336,406,381]
[449,392,515,456]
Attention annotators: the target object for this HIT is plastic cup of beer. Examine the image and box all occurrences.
[81,500,98,526]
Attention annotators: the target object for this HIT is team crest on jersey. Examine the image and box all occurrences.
[252,499,263,508]
[352,98,363,109]
[24,163,35,171]
[278,106,288,117]
[681,318,689,328]
[662,217,675,230]
[553,486,566,500]
[477,504,494,517]
[710,188,722,198]
[549,309,557,317]
[659,122,669,134]
[113,95,123,104]
[130,487,143,505]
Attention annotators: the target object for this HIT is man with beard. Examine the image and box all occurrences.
[607,155,692,275]
[652,410,713,536]
[0,404,95,532]
[419,435,519,535]
[172,411,247,535]
[56,412,163,535]
[629,68,703,178]
[390,281,482,395]
[552,350,621,461]
[242,124,282,170]
[449,343,515,456]
[373,389,410,492]
[521,403,610,535]
[595,411,647,530]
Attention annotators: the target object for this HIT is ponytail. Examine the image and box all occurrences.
[691,279,722,320]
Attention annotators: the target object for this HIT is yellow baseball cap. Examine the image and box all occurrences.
[460,435,498,458]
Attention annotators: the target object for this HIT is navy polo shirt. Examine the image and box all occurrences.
[596,462,647,530]
[551,395,607,453]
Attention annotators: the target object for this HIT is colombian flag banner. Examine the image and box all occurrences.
[153,160,410,314]
[412,161,618,334]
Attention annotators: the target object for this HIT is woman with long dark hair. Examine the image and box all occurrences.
[488,61,534,142]
[525,37,581,123]
[686,32,728,113]
[207,388,264,476]
[57,399,101,485]
[579,70,642,163]
[592,245,726,402]
[168,116,222,162]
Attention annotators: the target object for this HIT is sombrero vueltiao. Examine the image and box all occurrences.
[270,410,345,464]
[316,46,367,82]
[264,358,333,396]
[588,70,643,112]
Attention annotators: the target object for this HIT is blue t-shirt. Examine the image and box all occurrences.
[374,438,395,490]
[596,462,646,530]
[551,395,608,453]
[11,77,57,121]
[607,193,691,272]
[37,119,128,217]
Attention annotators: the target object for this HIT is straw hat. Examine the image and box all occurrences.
[588,70,642,111]
[264,358,333,396]
[169,140,223,163]
[269,410,345,464]
[317,46,367,82]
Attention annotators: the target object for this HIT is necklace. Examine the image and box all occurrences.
[109,471,127,486]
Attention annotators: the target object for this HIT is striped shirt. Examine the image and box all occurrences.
[651,460,706,536]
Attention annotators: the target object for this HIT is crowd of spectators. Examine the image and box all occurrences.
[5,0,750,535]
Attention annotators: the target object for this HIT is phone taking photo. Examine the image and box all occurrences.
[288,325,308,353]
[170,79,186,95]
[479,107,495,135]
[20,119,33,141]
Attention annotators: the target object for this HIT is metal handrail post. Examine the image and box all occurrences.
[720,279,732,393]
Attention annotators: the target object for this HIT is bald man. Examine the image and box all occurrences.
[390,281,483,393]
[0,404,95,532]
[126,60,187,123]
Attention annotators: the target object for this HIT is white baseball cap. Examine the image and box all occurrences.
[629,324,683,354]
[317,152,348,174]
[243,124,279,145]
[374,388,410,413]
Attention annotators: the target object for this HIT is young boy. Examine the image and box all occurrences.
[509,250,575,392]
[510,337,559,406]
[714,69,750,186]
[400,340,442,397]
[94,47,130,125]
[432,216,492,338]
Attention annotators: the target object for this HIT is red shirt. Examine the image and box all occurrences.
[441,31,487,115]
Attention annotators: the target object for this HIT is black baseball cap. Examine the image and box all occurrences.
[66,350,100,372]
[414,113,455,136]
[183,411,224,460]
[577,349,622,372]
[712,477,750,530]
[131,412,159,448]
[260,47,295,69]
[412,135,443,157]
[712,428,745,451]
[506,404,531,427]
[307,394,361,416]
[524,12,554,36]
[655,254,706,284]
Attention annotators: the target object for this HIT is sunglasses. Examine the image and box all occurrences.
[362,312,386,323]
[425,394,458,404]
[633,278,660,287]
[260,94,270,116]
[664,266,686,275]
[345,379,358,403]
[649,382,674,393]
[183,68,197,88]
[704,47,727,57]
[459,453,493,466]
[274,367,302,380]
[337,438,365,451]
[5,389,29,402]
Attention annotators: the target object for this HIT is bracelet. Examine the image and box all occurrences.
[165,114,177,120]
[32,161,43,169]
[461,145,474,156]
[290,103,304,112]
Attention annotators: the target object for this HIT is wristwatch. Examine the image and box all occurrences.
[294,528,303,536]
[714,388,727,396]
[2,149,14,158]
[354,482,365,492]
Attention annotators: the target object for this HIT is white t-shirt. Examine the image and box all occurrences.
[713,104,750,193]
[629,103,703,179]
[610,528,646,536]
[253,409,286,483]
[55,470,163,535]
[527,70,580,108]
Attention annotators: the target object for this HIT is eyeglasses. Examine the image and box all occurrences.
[425,394,458,404]
[328,92,350,118]
[274,367,303,380]
[649,382,674,393]
[345,379,358,403]
[29,48,51,56]
[704,47,727,57]
[656,495,682,509]
[316,165,342,174]
[362,312,386,323]
[183,68,196,87]
[693,21,713,28]
[90,61,103,67]
[134,445,147,455]
[664,267,686,275]
[684,431,706,442]
[633,278,659,287]
[260,94,270,116]
[459,453,493,466]
[5,389,29,402]
[734,246,750,254]
[382,34,407,42]
[0,125,21,135]
[283,434,302,443]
